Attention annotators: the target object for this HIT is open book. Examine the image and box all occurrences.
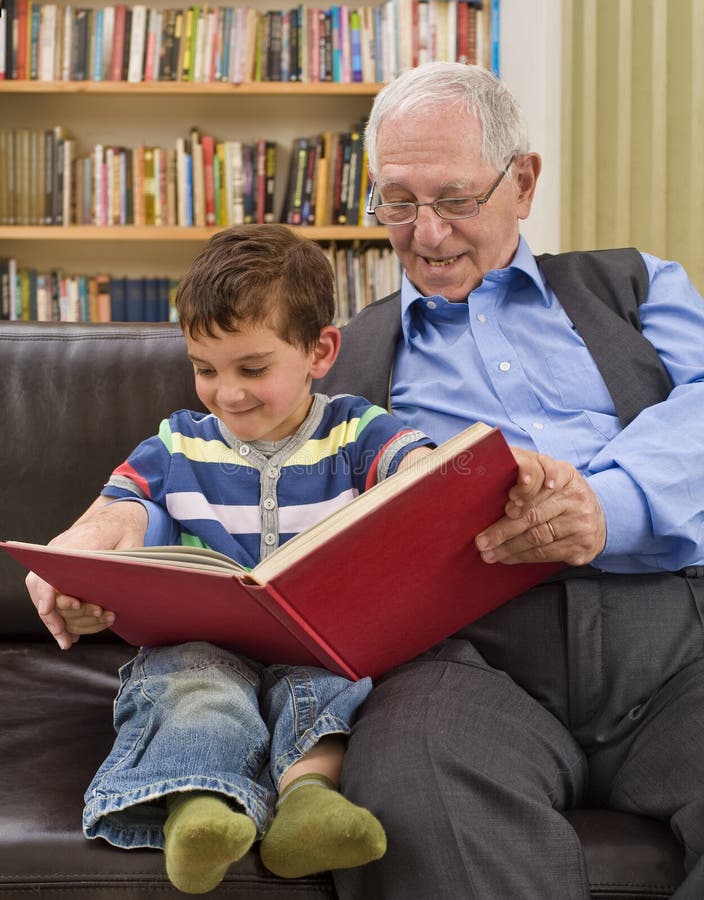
[2,423,560,680]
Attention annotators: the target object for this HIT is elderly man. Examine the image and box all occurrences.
[317,62,704,900]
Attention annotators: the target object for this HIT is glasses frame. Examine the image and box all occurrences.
[365,157,516,226]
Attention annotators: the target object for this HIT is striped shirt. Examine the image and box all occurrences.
[102,393,432,569]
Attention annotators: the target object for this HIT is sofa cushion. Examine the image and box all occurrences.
[0,322,201,640]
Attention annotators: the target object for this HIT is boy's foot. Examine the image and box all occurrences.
[260,774,387,878]
[163,792,257,894]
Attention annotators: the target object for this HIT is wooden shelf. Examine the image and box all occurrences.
[0,81,383,96]
[0,225,389,242]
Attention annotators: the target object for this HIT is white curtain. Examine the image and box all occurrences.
[561,0,704,292]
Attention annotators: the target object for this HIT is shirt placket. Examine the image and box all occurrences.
[469,275,561,456]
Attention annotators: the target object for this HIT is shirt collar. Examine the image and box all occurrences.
[400,235,551,346]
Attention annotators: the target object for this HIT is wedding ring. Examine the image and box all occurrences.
[546,520,558,542]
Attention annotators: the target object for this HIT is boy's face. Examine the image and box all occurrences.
[185,322,324,443]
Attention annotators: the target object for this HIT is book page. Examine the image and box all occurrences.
[99,545,248,573]
[1,542,248,576]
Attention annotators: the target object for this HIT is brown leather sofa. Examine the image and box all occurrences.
[0,321,685,898]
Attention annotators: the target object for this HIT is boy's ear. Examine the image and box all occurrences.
[309,325,341,378]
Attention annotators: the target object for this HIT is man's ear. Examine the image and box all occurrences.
[514,153,542,220]
[309,325,341,378]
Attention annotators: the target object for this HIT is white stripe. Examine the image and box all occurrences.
[165,488,359,537]
[278,489,358,533]
[166,492,261,534]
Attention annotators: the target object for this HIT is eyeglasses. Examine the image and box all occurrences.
[365,158,515,226]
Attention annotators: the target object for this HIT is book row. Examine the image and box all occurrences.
[0,245,401,324]
[0,124,374,229]
[0,1,490,85]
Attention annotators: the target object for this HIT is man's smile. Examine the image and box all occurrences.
[424,254,462,267]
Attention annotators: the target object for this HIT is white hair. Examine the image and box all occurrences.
[364,62,530,175]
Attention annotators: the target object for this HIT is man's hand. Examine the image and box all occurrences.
[25,498,148,649]
[475,448,606,567]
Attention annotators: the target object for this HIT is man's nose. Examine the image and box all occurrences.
[413,203,453,243]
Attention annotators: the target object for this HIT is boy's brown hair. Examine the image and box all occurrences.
[176,224,336,351]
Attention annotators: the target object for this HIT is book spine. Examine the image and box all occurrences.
[159,8,176,81]
[59,2,71,81]
[339,4,351,83]
[125,276,145,321]
[264,141,277,224]
[201,134,216,226]
[227,139,244,225]
[38,4,56,81]
[111,5,127,80]
[15,0,27,81]
[101,6,114,80]
[246,581,358,680]
[142,146,155,225]
[490,0,500,74]
[143,276,158,321]
[241,142,254,224]
[175,137,188,225]
[127,4,146,83]
[151,146,163,226]
[190,128,205,227]
[92,7,104,81]
[0,2,7,80]
[165,147,177,226]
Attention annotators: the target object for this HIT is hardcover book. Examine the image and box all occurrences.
[2,424,560,681]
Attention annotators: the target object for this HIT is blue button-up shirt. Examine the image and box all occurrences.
[391,236,704,573]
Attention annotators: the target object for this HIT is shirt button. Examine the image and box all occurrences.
[267,466,279,478]
[532,422,545,430]
[476,313,487,323]
[263,497,276,510]
[499,361,511,372]
[264,533,276,546]
[238,444,250,456]
[426,300,437,310]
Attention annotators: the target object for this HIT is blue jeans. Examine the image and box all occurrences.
[83,641,372,850]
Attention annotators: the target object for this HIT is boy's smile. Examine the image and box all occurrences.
[185,323,321,444]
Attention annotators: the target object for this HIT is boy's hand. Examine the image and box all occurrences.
[25,498,148,649]
[56,595,115,636]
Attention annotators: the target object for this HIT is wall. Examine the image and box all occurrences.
[500,0,562,254]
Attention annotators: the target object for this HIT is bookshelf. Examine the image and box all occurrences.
[0,1,495,320]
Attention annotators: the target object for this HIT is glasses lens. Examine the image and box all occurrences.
[434,198,480,219]
[375,203,416,225]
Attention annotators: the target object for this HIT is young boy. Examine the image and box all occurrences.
[56,225,569,894]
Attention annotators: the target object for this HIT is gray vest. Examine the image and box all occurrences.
[316,248,673,427]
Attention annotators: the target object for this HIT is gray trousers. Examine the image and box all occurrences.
[334,571,704,899]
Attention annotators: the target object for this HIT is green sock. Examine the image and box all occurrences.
[163,792,257,894]
[259,774,387,879]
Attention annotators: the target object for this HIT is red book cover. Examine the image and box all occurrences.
[201,134,216,226]
[15,0,28,80]
[111,5,127,81]
[456,0,469,64]
[411,0,419,68]
[2,425,560,680]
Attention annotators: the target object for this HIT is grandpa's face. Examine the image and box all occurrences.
[372,104,537,302]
